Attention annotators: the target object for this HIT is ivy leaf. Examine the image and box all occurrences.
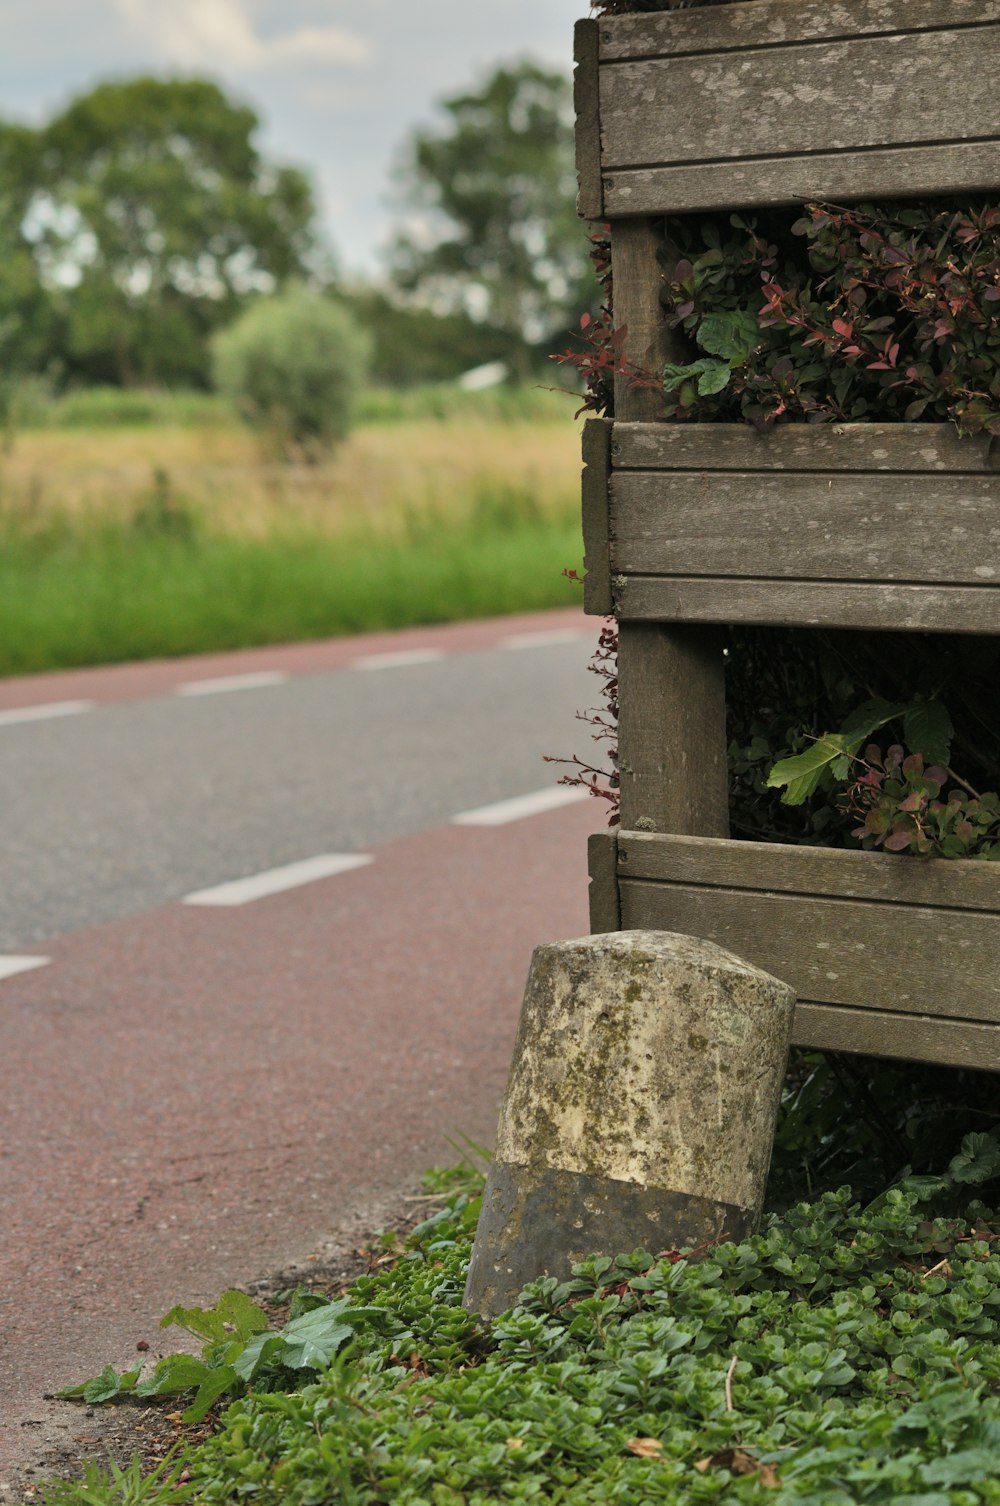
[766,735,855,805]
[768,702,902,806]
[183,1365,241,1424]
[62,1365,140,1405]
[662,358,730,397]
[231,1332,287,1383]
[135,1354,214,1398]
[902,700,954,767]
[695,361,732,396]
[948,1132,1000,1186]
[696,309,759,365]
[839,698,904,743]
[160,1289,268,1346]
[275,1304,357,1369]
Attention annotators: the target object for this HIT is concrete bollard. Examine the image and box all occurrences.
[464,930,796,1317]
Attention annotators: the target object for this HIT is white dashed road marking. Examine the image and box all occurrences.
[175,671,289,697]
[451,786,589,827]
[500,629,588,650]
[182,853,373,907]
[0,955,51,982]
[351,649,446,671]
[0,701,94,727]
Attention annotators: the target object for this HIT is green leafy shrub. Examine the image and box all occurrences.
[659,200,1000,436]
[211,285,371,457]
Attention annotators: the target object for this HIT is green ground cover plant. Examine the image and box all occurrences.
[45,1121,1000,1506]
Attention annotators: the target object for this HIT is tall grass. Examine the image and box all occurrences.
[15,379,575,432]
[0,414,582,675]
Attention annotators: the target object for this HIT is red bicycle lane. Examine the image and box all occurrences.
[0,796,602,1485]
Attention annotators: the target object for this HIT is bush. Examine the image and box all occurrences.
[211,285,371,457]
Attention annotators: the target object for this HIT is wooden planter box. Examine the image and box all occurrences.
[575,0,1000,1070]
[584,419,1000,633]
[589,830,1000,1071]
[576,0,1000,222]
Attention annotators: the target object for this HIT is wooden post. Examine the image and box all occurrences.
[612,219,729,837]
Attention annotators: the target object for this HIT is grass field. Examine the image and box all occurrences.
[0,401,583,676]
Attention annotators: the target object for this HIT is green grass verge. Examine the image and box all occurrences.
[0,510,582,676]
[12,380,572,433]
[43,1152,1000,1506]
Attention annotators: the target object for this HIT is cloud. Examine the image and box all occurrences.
[114,0,371,73]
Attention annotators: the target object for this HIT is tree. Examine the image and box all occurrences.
[211,285,371,456]
[390,62,592,376]
[0,122,62,426]
[345,289,525,387]
[25,78,321,388]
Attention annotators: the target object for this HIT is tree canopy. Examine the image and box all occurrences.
[1,77,320,388]
[390,62,592,372]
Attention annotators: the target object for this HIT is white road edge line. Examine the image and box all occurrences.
[0,955,51,982]
[500,630,588,650]
[0,700,94,727]
[351,649,446,671]
[182,853,373,907]
[452,787,590,827]
[175,671,289,697]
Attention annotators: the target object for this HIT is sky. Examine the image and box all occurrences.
[0,0,584,282]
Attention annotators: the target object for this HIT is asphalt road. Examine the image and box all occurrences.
[0,614,596,948]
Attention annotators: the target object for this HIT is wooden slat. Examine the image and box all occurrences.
[617,623,729,836]
[619,877,1000,1024]
[600,29,999,171]
[615,576,1000,635]
[617,831,1000,914]
[573,19,603,221]
[603,142,1000,218]
[791,1002,1000,1071]
[588,830,620,934]
[612,423,998,475]
[582,419,612,616]
[611,220,676,419]
[598,0,1000,60]
[610,471,1000,586]
[611,220,730,843]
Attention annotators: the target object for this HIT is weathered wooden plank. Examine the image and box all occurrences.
[610,471,1000,586]
[617,623,729,837]
[791,1002,1000,1070]
[615,576,1000,635]
[574,19,603,221]
[588,830,621,933]
[611,220,729,842]
[611,220,676,419]
[603,142,1000,218]
[598,0,1000,60]
[619,877,1000,1024]
[581,419,613,616]
[600,29,1000,171]
[617,831,1000,914]
[612,423,998,475]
